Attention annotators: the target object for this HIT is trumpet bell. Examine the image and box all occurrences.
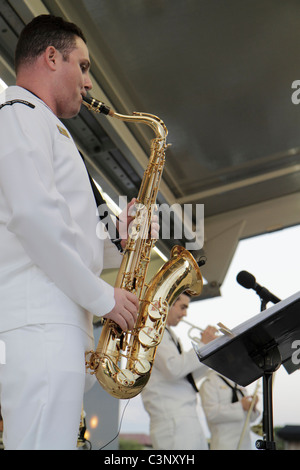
[181,319,204,344]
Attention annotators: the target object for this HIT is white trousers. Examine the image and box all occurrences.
[0,324,94,450]
[150,413,208,450]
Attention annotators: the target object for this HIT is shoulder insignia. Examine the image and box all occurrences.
[0,99,35,110]
[56,125,70,139]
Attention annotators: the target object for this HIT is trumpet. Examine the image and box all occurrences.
[181,319,204,344]
[182,319,233,343]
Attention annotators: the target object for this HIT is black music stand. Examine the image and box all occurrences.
[194,291,300,450]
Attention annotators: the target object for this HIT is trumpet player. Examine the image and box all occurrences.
[141,292,218,450]
[200,371,260,450]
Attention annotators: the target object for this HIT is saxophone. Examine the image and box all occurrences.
[82,96,203,399]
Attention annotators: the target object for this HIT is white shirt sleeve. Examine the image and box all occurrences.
[103,237,123,268]
[0,99,115,316]
[154,330,208,381]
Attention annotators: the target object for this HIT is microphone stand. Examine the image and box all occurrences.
[255,298,280,451]
[260,298,268,312]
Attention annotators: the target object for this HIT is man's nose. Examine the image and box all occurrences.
[85,74,93,91]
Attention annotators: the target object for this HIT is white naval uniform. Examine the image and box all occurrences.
[199,371,260,450]
[0,86,121,449]
[141,327,209,450]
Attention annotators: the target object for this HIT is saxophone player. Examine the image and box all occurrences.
[141,292,218,450]
[0,15,141,450]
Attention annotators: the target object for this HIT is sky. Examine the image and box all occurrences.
[119,223,300,439]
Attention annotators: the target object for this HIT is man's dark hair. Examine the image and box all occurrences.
[15,14,86,73]
[181,291,191,298]
[174,291,191,303]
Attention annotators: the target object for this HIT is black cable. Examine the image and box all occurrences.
[98,399,130,450]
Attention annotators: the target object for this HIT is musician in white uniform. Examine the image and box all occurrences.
[141,293,218,450]
[0,15,140,450]
[200,370,260,450]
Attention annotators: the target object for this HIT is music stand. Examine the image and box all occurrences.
[194,291,300,450]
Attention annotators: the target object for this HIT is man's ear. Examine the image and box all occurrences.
[44,46,58,71]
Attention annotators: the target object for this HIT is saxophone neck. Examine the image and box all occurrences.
[82,95,167,140]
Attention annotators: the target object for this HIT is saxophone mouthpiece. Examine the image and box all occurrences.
[82,96,114,117]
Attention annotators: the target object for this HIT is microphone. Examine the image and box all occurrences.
[236,270,281,304]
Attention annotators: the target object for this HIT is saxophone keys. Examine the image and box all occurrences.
[129,224,141,240]
[148,302,161,320]
[138,326,161,347]
[148,299,169,320]
[134,358,151,375]
[116,369,135,386]
[85,350,100,374]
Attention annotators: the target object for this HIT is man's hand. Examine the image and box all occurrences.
[241,395,258,412]
[201,325,219,344]
[103,287,139,330]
